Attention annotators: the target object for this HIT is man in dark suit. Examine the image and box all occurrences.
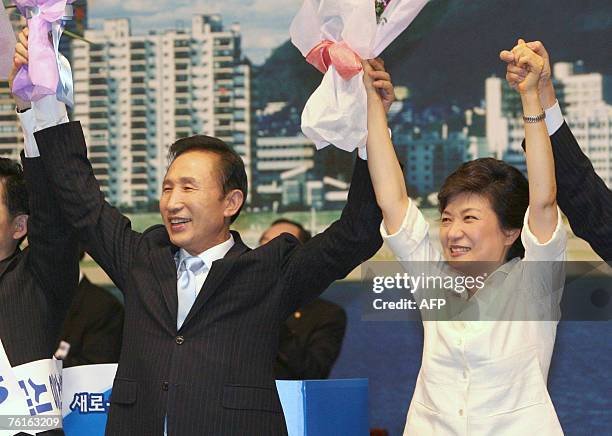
[260,219,347,380]
[0,40,79,435]
[31,122,381,436]
[276,298,347,380]
[0,159,77,436]
[19,41,385,432]
[501,40,612,260]
[56,252,124,368]
[0,156,77,388]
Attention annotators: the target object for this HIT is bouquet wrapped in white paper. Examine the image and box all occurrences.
[290,0,429,152]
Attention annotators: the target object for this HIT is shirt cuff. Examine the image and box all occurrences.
[32,95,69,132]
[521,206,567,261]
[17,108,40,158]
[544,100,564,136]
[380,198,429,257]
[358,146,367,160]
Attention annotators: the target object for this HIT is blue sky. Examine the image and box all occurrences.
[89,0,302,64]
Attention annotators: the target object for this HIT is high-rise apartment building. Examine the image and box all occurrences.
[72,15,253,208]
[394,126,468,197]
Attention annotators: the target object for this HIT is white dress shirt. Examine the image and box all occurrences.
[381,200,567,436]
[17,95,69,158]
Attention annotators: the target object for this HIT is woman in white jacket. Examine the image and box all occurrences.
[363,44,566,435]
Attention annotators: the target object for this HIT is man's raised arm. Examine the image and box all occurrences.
[278,154,383,318]
[11,28,141,290]
[9,28,79,307]
[501,40,612,260]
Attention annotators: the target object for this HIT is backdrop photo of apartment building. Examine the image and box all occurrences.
[1,0,610,246]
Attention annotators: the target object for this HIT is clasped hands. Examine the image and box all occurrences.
[500,39,555,106]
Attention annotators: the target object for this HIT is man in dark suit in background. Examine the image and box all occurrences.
[501,40,612,260]
[260,219,347,380]
[1,37,79,436]
[55,252,124,368]
[0,158,78,436]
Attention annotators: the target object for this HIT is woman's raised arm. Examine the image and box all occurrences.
[362,59,409,234]
[513,43,559,242]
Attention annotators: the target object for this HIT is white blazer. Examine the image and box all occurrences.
[381,200,567,436]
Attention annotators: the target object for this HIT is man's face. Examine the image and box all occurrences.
[0,183,26,260]
[259,222,302,245]
[160,150,230,255]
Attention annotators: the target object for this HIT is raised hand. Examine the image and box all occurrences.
[362,57,395,113]
[511,43,544,96]
[500,39,556,107]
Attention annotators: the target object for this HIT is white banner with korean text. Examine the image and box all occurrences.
[0,340,62,435]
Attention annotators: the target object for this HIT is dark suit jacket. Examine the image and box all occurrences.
[34,122,382,436]
[58,276,124,368]
[275,298,346,380]
[524,122,612,260]
[550,123,612,260]
[0,156,79,436]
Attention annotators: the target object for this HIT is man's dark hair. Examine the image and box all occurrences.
[0,158,29,245]
[271,218,312,244]
[168,135,248,224]
[438,158,529,260]
[0,158,29,218]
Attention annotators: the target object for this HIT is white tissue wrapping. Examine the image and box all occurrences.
[290,0,429,152]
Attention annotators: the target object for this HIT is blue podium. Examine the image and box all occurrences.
[277,379,369,436]
[62,365,368,435]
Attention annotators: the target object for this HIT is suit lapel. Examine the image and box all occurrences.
[181,231,249,329]
[149,244,180,330]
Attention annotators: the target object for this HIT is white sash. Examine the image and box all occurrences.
[0,340,62,435]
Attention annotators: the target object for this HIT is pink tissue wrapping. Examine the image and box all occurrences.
[0,5,16,80]
[11,0,73,101]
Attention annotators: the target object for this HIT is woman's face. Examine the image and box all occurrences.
[439,192,520,267]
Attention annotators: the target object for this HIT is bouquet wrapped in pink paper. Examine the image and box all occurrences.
[290,0,428,153]
[10,0,75,106]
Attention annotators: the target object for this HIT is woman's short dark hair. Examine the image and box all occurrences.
[0,158,29,218]
[437,158,529,260]
[168,135,248,223]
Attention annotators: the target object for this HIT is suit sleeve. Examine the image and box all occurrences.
[549,123,612,260]
[279,158,383,312]
[21,153,79,310]
[276,306,347,379]
[34,121,142,290]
